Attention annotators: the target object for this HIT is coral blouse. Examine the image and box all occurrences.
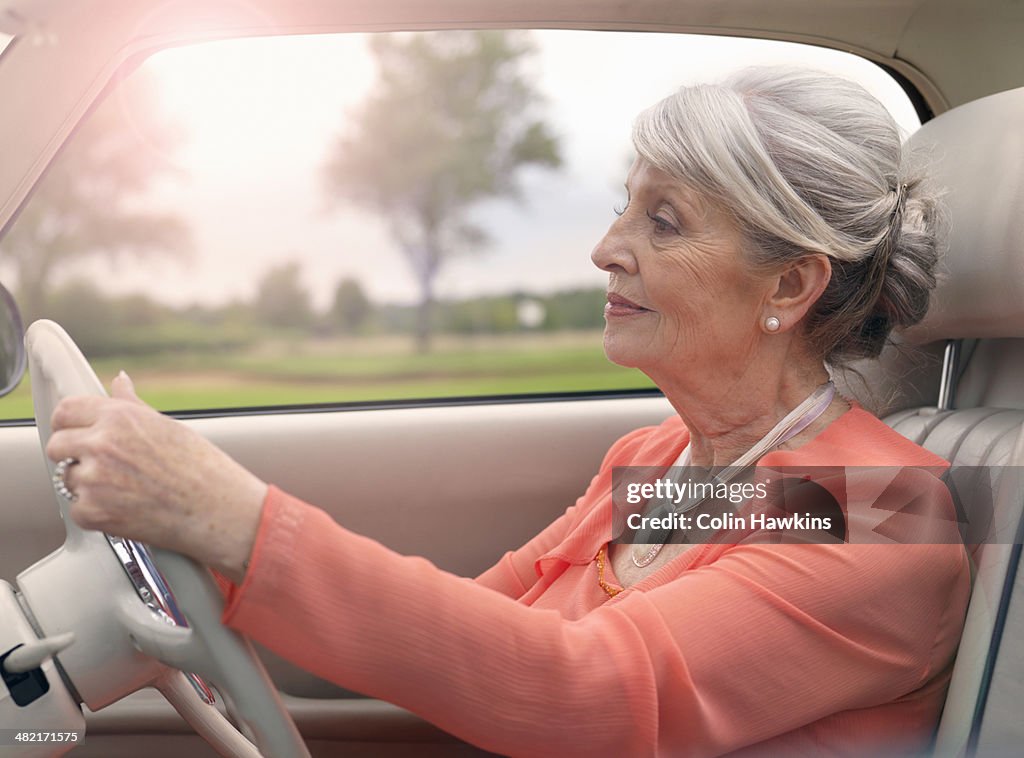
[220,406,971,756]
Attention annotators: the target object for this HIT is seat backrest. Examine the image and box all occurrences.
[886,409,1024,756]
[881,84,1024,756]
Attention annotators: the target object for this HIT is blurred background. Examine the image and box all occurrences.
[0,30,919,418]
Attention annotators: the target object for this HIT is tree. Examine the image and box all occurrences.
[330,277,372,334]
[0,70,191,321]
[323,31,561,352]
[254,261,313,329]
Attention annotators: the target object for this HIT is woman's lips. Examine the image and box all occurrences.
[605,292,651,317]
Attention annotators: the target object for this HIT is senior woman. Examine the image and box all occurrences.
[45,67,968,757]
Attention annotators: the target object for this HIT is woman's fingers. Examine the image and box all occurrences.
[45,378,156,536]
[50,371,147,433]
[50,395,109,431]
[110,370,143,404]
[45,427,91,468]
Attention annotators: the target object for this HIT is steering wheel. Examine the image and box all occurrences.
[16,320,310,758]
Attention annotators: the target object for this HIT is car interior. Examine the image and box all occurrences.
[882,84,1024,757]
[0,1,1022,756]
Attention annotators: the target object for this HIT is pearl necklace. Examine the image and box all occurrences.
[630,381,837,568]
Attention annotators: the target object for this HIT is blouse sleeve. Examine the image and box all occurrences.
[474,425,657,598]
[220,476,969,757]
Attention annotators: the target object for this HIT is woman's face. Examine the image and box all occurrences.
[591,159,772,388]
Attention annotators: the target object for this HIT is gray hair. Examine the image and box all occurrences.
[632,66,942,363]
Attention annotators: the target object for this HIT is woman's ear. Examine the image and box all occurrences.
[763,254,832,332]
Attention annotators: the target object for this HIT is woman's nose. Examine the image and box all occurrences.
[590,222,638,274]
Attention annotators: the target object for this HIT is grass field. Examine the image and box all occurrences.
[0,330,656,420]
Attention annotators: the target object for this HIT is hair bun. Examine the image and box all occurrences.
[872,176,941,335]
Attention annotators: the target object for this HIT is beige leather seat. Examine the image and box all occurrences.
[870,84,1024,756]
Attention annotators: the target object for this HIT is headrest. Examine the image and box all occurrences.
[902,85,1024,345]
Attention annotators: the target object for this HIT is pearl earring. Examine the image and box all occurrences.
[764,316,781,333]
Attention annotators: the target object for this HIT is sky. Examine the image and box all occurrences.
[15,30,920,310]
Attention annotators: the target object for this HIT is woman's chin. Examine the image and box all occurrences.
[602,333,645,369]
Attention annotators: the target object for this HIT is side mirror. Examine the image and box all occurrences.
[0,281,26,398]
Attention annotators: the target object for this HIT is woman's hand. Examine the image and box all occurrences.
[45,371,267,584]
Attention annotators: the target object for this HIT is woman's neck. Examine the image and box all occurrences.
[653,359,845,468]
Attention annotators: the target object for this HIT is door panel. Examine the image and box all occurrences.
[193,396,672,576]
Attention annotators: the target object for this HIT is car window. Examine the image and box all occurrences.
[0,31,920,420]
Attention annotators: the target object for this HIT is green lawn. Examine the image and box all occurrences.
[0,331,656,420]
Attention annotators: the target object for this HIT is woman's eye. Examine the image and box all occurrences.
[646,210,678,234]
[613,203,627,217]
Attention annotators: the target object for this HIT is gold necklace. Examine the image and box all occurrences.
[595,545,622,598]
